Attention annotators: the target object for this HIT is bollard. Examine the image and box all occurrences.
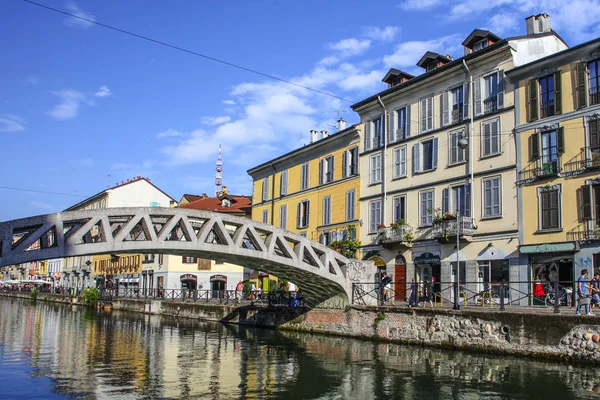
[499,280,505,311]
[453,280,460,310]
[553,280,560,314]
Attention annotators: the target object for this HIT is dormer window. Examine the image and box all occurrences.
[472,39,489,52]
[461,29,500,54]
[417,52,452,72]
[381,68,415,88]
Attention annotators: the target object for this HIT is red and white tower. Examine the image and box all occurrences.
[215,144,223,195]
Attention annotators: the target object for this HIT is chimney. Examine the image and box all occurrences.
[310,129,318,143]
[526,13,551,35]
[337,118,346,131]
[321,130,329,139]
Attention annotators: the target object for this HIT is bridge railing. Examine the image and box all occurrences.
[351,280,595,313]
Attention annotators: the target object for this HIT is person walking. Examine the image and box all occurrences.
[408,279,419,307]
[422,279,433,308]
[576,269,593,316]
[381,272,393,306]
[235,280,243,303]
[591,273,600,311]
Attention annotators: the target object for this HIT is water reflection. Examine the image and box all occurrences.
[0,297,599,399]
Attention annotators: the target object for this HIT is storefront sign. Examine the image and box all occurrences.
[519,242,578,254]
[210,274,227,283]
[414,252,441,264]
[180,274,198,282]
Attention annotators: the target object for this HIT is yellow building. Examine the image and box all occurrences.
[247,121,362,260]
[508,36,600,285]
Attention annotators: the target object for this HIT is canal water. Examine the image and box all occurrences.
[0,297,599,399]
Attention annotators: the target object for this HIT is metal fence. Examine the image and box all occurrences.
[352,279,598,313]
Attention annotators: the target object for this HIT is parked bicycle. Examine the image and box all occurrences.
[473,289,500,306]
[544,285,573,308]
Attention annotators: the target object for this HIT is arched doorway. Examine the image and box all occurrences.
[180,274,197,298]
[210,274,227,298]
[394,255,407,301]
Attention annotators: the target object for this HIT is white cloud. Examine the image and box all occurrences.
[328,38,371,57]
[0,114,25,133]
[338,70,384,91]
[47,90,91,120]
[383,35,460,69]
[318,56,339,66]
[63,1,96,29]
[363,26,400,42]
[222,99,236,105]
[156,128,185,139]
[399,0,443,10]
[486,13,520,35]
[200,116,232,125]
[30,201,54,211]
[94,86,112,97]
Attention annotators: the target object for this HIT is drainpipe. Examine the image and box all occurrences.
[268,162,276,226]
[462,60,475,225]
[377,95,387,226]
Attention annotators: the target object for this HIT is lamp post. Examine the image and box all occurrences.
[453,135,469,311]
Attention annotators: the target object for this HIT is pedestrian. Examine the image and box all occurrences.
[381,272,393,306]
[408,279,419,307]
[591,273,600,310]
[422,279,433,308]
[576,269,593,316]
[250,282,256,300]
[235,280,243,303]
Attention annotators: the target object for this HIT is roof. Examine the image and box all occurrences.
[64,177,176,211]
[416,52,451,68]
[382,68,415,84]
[177,194,252,214]
[462,29,501,47]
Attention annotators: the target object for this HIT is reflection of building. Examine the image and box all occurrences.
[61,176,175,292]
[247,121,362,289]
[508,34,600,286]
[146,192,253,294]
[351,14,567,298]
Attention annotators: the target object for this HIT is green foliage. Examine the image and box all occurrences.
[30,287,39,301]
[329,239,361,259]
[279,279,289,291]
[405,232,415,242]
[374,311,386,325]
[268,279,278,293]
[82,287,101,307]
[243,281,251,295]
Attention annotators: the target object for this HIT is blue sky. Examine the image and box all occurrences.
[2,0,599,221]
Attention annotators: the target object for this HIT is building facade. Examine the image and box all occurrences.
[508,36,600,287]
[351,14,568,300]
[247,121,362,260]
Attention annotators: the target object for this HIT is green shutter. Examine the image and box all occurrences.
[554,71,562,115]
[528,79,539,122]
[529,133,539,162]
[557,127,565,154]
[590,119,600,149]
[576,63,587,109]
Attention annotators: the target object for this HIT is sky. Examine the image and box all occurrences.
[1,0,600,221]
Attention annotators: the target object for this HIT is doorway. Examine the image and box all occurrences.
[394,255,407,301]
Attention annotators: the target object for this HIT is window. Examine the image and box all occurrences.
[442,184,471,217]
[322,196,332,226]
[280,170,288,196]
[412,138,438,174]
[483,177,502,218]
[539,75,555,118]
[279,205,287,229]
[392,146,407,178]
[442,86,467,126]
[590,59,600,106]
[346,190,356,221]
[297,200,310,228]
[262,178,269,202]
[475,71,504,116]
[299,232,307,238]
[420,96,434,132]
[320,231,332,246]
[538,185,561,230]
[365,116,383,150]
[481,119,500,157]
[301,163,309,190]
[393,195,406,222]
[182,256,197,264]
[527,128,564,174]
[420,190,434,226]
[391,106,411,142]
[589,118,600,153]
[320,155,334,184]
[143,254,155,263]
[262,210,268,224]
[472,39,489,51]
[343,147,359,177]
[449,130,466,165]
[370,153,382,184]
[369,200,382,233]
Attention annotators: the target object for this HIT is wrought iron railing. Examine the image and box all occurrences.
[376,225,413,245]
[567,227,600,241]
[564,146,600,175]
[517,161,560,184]
[430,216,474,240]
[483,97,497,114]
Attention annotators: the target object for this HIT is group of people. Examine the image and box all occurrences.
[576,269,600,316]
[380,273,434,308]
[234,280,303,306]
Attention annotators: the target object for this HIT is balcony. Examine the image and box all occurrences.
[517,161,560,185]
[430,216,474,243]
[564,147,600,175]
[483,97,497,114]
[567,227,600,242]
[376,225,414,248]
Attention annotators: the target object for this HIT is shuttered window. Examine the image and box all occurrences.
[393,106,410,142]
[279,205,287,229]
[483,177,502,218]
[322,196,332,226]
[393,195,406,222]
[576,62,588,109]
[343,147,359,178]
[527,79,539,122]
[420,190,434,226]
[590,60,600,106]
[482,119,500,156]
[590,119,600,151]
[420,96,434,132]
[262,210,268,224]
[297,200,310,228]
[346,190,356,221]
[262,178,269,202]
[301,163,309,190]
[370,153,382,184]
[539,186,561,230]
[449,130,466,165]
[280,170,288,196]
[369,200,382,233]
[393,146,407,178]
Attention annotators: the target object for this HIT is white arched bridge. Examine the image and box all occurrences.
[0,208,375,304]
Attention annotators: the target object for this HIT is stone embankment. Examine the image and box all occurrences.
[2,291,599,364]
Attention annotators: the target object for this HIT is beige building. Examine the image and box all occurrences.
[351,14,568,300]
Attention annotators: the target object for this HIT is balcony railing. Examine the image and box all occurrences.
[567,227,600,241]
[483,97,497,114]
[376,225,413,246]
[540,100,555,119]
[430,216,474,242]
[517,161,560,185]
[564,146,600,175]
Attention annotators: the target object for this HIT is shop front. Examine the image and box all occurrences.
[520,242,579,289]
[180,274,198,296]
[210,274,227,298]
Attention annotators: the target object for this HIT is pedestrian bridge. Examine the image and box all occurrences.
[0,208,375,304]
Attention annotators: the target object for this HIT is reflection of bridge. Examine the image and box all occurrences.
[0,208,375,304]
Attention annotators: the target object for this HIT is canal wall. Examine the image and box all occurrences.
[3,291,600,364]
